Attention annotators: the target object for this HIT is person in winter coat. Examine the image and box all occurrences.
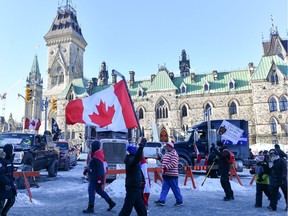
[274,144,287,159]
[249,155,270,207]
[267,149,287,212]
[83,140,116,214]
[211,141,234,201]
[0,144,17,216]
[118,137,147,216]
[154,142,183,206]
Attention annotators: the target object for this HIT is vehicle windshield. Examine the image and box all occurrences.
[0,134,34,147]
[55,142,69,150]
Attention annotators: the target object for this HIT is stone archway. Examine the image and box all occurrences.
[160,129,168,142]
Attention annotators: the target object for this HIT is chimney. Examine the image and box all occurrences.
[190,72,195,83]
[169,72,174,80]
[213,70,218,80]
[111,72,117,84]
[151,74,156,82]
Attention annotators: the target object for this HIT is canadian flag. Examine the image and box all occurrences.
[24,118,41,131]
[66,80,138,131]
[194,143,202,164]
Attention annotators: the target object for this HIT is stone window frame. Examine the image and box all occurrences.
[203,102,213,119]
[279,95,288,111]
[269,117,278,134]
[180,103,188,117]
[138,107,145,120]
[228,100,239,116]
[268,96,278,112]
[156,98,169,120]
[180,82,187,94]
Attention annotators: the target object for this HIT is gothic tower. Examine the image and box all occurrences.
[43,2,87,95]
[179,49,190,77]
[98,61,109,86]
[25,55,43,120]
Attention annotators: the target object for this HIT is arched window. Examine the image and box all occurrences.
[156,99,169,119]
[270,73,279,84]
[270,118,277,134]
[229,102,237,115]
[181,86,186,93]
[138,108,144,119]
[181,105,187,117]
[229,81,234,89]
[285,118,288,135]
[279,96,288,111]
[269,97,277,112]
[204,104,212,119]
[204,83,209,91]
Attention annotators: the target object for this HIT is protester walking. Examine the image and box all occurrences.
[0,144,17,216]
[154,141,183,206]
[211,141,234,201]
[267,149,287,211]
[83,140,116,214]
[249,154,270,207]
[206,147,218,178]
[118,137,147,216]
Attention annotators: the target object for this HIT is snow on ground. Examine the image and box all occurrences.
[9,161,287,216]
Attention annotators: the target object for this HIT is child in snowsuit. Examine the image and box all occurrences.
[83,141,116,213]
[250,155,270,207]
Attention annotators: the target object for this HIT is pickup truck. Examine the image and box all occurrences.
[174,119,253,173]
[0,132,59,188]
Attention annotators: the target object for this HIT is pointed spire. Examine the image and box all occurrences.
[30,55,40,77]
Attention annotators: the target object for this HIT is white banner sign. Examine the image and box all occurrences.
[218,120,244,144]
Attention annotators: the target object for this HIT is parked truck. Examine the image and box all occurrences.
[174,119,253,173]
[0,131,59,188]
[84,125,133,180]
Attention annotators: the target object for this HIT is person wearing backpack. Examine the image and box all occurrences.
[211,141,234,201]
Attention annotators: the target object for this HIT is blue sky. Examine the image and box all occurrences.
[0,0,287,122]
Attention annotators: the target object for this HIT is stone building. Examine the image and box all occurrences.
[24,2,287,148]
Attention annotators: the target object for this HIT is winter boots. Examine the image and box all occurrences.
[107,198,116,211]
[83,203,94,214]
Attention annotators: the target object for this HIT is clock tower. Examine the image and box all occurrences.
[44,2,87,95]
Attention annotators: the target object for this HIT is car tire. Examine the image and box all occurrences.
[15,165,33,189]
[178,157,189,174]
[64,159,70,171]
[48,160,58,177]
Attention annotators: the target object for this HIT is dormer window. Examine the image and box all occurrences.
[228,78,235,90]
[270,67,279,84]
[180,82,187,93]
[138,85,144,97]
[203,81,209,92]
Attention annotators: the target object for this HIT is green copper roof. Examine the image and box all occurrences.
[60,78,88,99]
[30,55,40,76]
[146,69,178,92]
[251,55,288,80]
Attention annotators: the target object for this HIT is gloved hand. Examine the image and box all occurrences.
[138,137,147,148]
[257,177,263,183]
[249,169,255,175]
[97,177,102,184]
[163,167,167,174]
[211,143,216,149]
[83,168,88,176]
[5,185,12,191]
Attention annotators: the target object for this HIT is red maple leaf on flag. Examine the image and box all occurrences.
[89,100,115,127]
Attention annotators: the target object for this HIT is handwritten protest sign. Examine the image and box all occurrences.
[217,120,244,144]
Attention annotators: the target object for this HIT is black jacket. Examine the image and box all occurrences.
[212,146,231,174]
[268,157,287,186]
[0,152,16,199]
[124,146,145,189]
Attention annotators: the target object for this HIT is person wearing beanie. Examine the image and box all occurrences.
[211,141,234,201]
[83,141,116,213]
[118,137,147,216]
[267,149,287,211]
[154,141,183,206]
[0,144,17,216]
[249,154,270,208]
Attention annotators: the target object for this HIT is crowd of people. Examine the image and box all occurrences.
[0,139,287,215]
